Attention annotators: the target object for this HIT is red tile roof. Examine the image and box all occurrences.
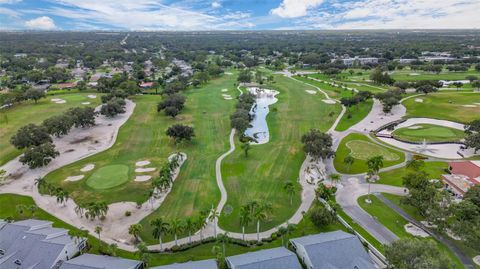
[140,82,154,88]
[449,161,480,185]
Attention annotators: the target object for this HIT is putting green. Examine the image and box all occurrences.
[86,165,130,189]
[392,124,464,143]
[346,140,400,161]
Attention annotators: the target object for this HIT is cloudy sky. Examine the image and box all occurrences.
[1,0,479,31]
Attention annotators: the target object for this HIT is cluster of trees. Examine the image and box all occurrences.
[151,154,181,195]
[237,69,252,83]
[100,97,126,118]
[301,129,335,160]
[10,106,97,168]
[35,177,70,206]
[166,124,195,144]
[370,68,395,85]
[375,88,405,114]
[74,201,109,221]
[340,90,372,116]
[230,92,256,135]
[464,119,480,153]
[239,200,274,241]
[157,93,186,118]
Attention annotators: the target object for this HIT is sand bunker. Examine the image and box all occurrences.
[409,73,420,76]
[81,102,91,105]
[414,98,424,103]
[65,175,85,182]
[462,104,477,108]
[134,175,152,182]
[322,99,336,104]
[51,98,62,102]
[223,94,233,100]
[224,72,233,75]
[80,164,95,172]
[408,125,423,130]
[135,160,150,167]
[221,89,228,92]
[135,167,156,173]
[306,90,317,95]
[55,100,66,104]
[87,94,97,99]
[404,223,429,237]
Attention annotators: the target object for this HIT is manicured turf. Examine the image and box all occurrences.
[358,195,465,269]
[403,92,480,123]
[0,193,347,266]
[392,124,465,143]
[334,133,405,174]
[0,92,102,165]
[219,75,342,233]
[86,165,130,189]
[335,99,373,132]
[377,162,448,187]
[293,75,354,98]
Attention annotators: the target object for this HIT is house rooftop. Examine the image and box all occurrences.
[225,247,301,269]
[150,259,217,269]
[59,254,142,269]
[449,161,480,184]
[290,231,376,269]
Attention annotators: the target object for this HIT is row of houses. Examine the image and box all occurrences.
[0,219,377,269]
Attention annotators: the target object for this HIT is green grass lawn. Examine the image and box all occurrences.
[391,69,480,81]
[86,165,130,189]
[335,99,373,132]
[334,133,405,174]
[0,193,347,266]
[403,92,480,123]
[392,124,465,143]
[358,195,465,268]
[293,75,354,98]
[377,162,448,186]
[218,75,342,233]
[0,92,102,165]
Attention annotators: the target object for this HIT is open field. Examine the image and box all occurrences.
[392,124,465,143]
[0,193,347,266]
[335,99,373,132]
[219,74,342,233]
[403,92,480,123]
[0,93,102,165]
[358,195,465,268]
[334,133,405,174]
[377,162,448,187]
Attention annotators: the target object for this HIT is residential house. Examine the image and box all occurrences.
[225,247,302,269]
[290,230,376,269]
[0,219,86,269]
[150,259,217,269]
[341,57,378,66]
[54,82,77,90]
[442,161,480,198]
[59,253,143,269]
[140,82,154,88]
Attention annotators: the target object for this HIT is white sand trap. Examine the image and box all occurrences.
[414,98,424,103]
[224,72,233,75]
[221,89,228,92]
[306,90,317,95]
[135,167,156,173]
[55,100,66,104]
[475,103,480,106]
[51,98,62,102]
[134,175,152,182]
[223,94,233,100]
[462,105,477,108]
[408,125,423,130]
[87,94,97,99]
[135,160,150,167]
[80,164,95,172]
[473,256,480,266]
[409,73,420,76]
[81,102,91,105]
[322,99,336,104]
[404,223,429,237]
[65,175,84,182]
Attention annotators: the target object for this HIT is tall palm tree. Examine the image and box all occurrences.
[135,242,151,267]
[208,207,220,238]
[217,232,230,257]
[169,218,184,246]
[239,205,251,241]
[328,173,341,186]
[366,155,384,199]
[150,218,169,251]
[196,212,207,240]
[343,155,355,173]
[94,226,102,240]
[184,217,195,244]
[128,224,143,243]
[278,226,288,246]
[253,206,267,242]
[283,181,296,205]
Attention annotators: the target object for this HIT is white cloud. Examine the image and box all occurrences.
[223,11,251,20]
[211,1,221,8]
[0,0,22,4]
[25,16,57,30]
[270,0,324,18]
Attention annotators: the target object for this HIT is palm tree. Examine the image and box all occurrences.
[128,224,143,243]
[278,226,288,246]
[208,207,220,238]
[283,181,296,205]
[343,155,355,173]
[285,224,296,246]
[16,204,26,218]
[184,217,195,244]
[135,242,151,267]
[94,226,102,240]
[406,159,425,171]
[328,173,341,186]
[253,206,267,242]
[366,155,384,200]
[196,212,207,240]
[241,142,251,157]
[169,218,184,246]
[28,205,37,217]
[239,205,251,241]
[150,218,169,251]
[217,232,230,257]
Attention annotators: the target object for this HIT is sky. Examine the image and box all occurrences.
[1,0,480,31]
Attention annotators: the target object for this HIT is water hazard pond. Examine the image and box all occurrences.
[244,87,279,144]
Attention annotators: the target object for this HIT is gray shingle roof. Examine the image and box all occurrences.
[150,259,217,269]
[225,247,301,269]
[290,231,376,269]
[59,254,142,269]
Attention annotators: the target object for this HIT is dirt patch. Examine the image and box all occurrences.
[70,136,92,144]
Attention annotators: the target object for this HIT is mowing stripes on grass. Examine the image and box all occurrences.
[346,140,400,161]
[392,124,464,143]
[86,165,130,189]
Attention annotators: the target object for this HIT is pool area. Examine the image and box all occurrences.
[244,87,279,144]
